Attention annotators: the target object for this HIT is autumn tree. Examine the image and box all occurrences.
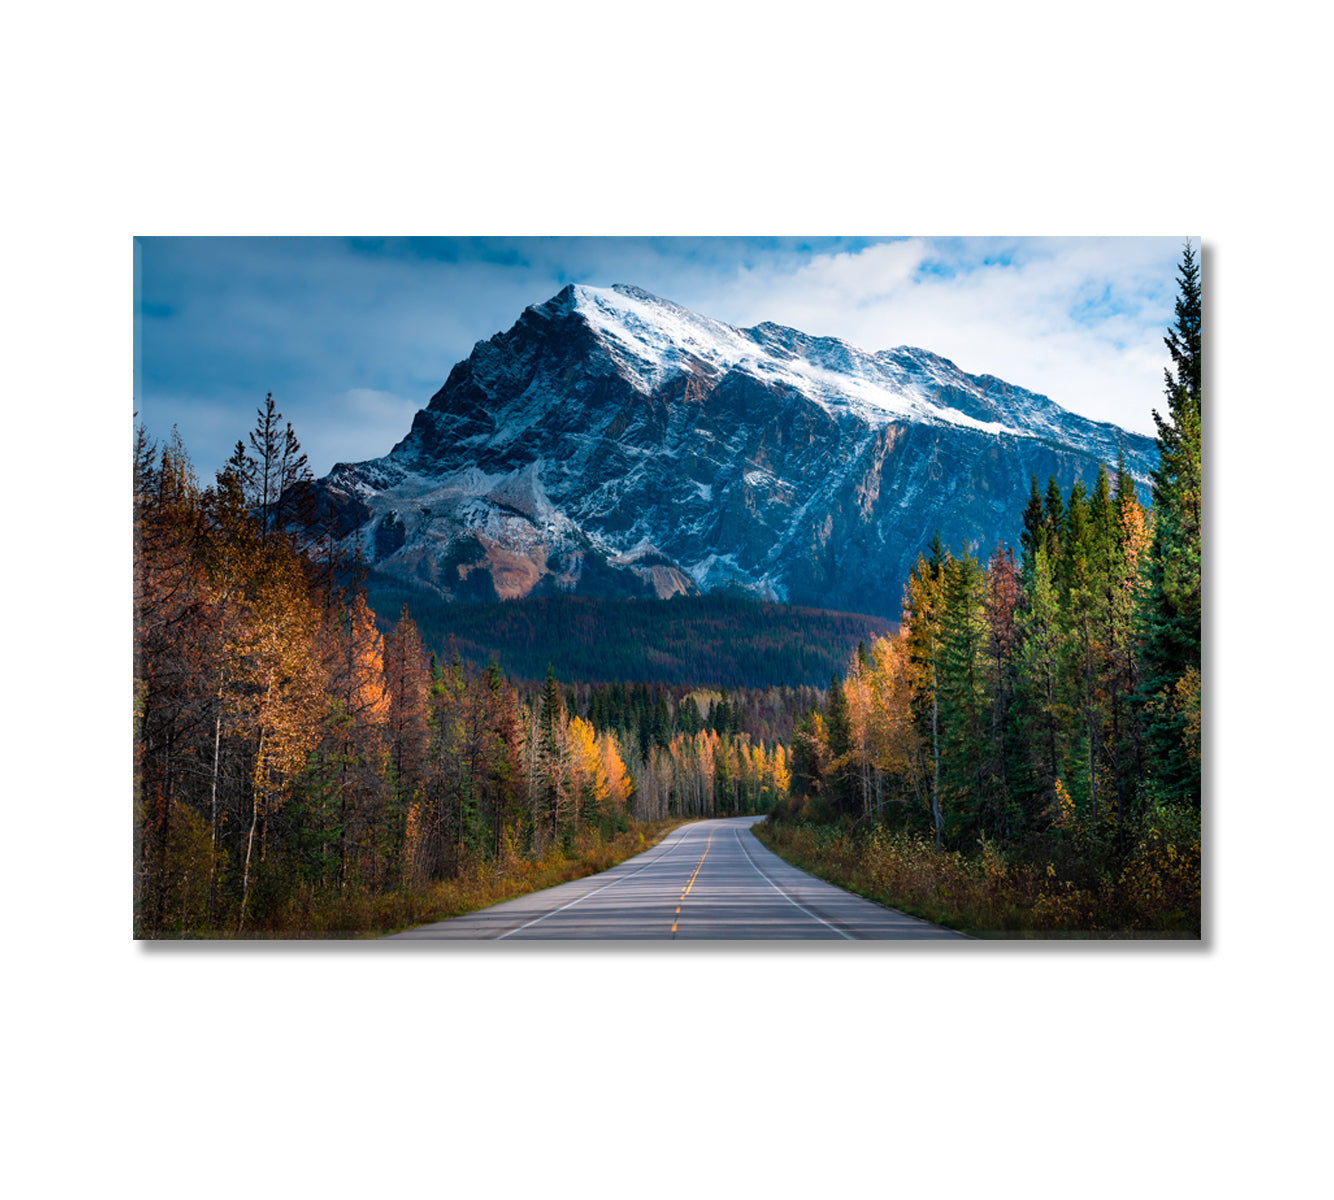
[234,532,324,928]
[134,426,223,932]
[316,590,390,891]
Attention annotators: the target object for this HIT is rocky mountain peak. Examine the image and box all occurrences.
[308,286,1158,619]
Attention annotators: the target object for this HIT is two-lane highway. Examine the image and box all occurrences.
[385,816,967,940]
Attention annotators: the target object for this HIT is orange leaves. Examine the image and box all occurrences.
[566,714,608,817]
[597,731,633,811]
[344,592,389,724]
[838,633,922,792]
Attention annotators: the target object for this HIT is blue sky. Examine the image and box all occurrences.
[134,235,1189,483]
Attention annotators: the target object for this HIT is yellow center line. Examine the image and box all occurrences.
[672,830,714,937]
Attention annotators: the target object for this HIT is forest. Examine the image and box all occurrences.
[133,244,1201,938]
[133,416,792,935]
[361,585,893,690]
[759,244,1202,935]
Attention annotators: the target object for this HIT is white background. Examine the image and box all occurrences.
[5,3,1326,1197]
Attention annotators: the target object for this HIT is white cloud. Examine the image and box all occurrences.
[675,236,1184,436]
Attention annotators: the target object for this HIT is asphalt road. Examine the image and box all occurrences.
[385,816,968,940]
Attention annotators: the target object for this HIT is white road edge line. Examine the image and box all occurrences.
[734,827,855,940]
[494,821,696,940]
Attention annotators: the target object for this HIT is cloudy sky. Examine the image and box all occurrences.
[134,235,1190,483]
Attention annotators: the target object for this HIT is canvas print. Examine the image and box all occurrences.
[133,236,1201,939]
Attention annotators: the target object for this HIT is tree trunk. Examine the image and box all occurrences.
[208,707,222,918]
[239,725,266,934]
[930,653,942,852]
[1084,616,1097,825]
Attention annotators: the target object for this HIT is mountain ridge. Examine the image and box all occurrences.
[308,284,1158,619]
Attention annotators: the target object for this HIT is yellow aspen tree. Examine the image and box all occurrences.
[566,715,608,831]
[844,653,875,818]
[237,539,324,929]
[325,589,390,889]
[598,731,633,817]
[771,742,791,801]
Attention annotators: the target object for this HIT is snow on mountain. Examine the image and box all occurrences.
[309,284,1158,619]
[571,284,1019,436]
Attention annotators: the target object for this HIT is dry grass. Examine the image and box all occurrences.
[753,815,1200,938]
[163,819,689,939]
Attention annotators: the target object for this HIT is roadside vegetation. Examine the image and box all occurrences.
[755,244,1202,939]
[133,404,772,938]
[160,818,688,939]
[754,808,1199,938]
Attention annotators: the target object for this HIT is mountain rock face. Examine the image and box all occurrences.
[313,284,1158,620]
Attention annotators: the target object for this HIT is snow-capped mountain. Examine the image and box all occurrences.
[311,284,1157,619]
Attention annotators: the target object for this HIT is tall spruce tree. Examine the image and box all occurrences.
[937,548,987,843]
[824,672,855,815]
[904,538,948,848]
[1137,241,1202,806]
[241,393,312,535]
[1020,474,1047,575]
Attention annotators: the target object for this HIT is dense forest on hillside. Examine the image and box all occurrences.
[133,245,1201,938]
[361,585,893,690]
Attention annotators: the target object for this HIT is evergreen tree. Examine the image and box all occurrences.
[1015,544,1065,823]
[1043,476,1066,563]
[937,548,987,843]
[789,708,826,801]
[824,672,855,815]
[1020,474,1046,575]
[652,686,672,749]
[538,665,567,844]
[1059,475,1105,821]
[678,695,703,737]
[982,545,1026,842]
[1104,452,1151,840]
[1137,241,1202,806]
[240,393,312,535]
[904,541,948,848]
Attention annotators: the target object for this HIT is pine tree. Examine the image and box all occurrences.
[384,605,429,819]
[937,548,987,843]
[678,695,702,737]
[538,666,567,845]
[240,394,312,535]
[824,672,856,815]
[981,545,1024,841]
[789,708,826,802]
[652,686,672,750]
[1020,474,1046,575]
[1107,451,1151,838]
[1059,477,1102,819]
[904,540,948,848]
[1015,543,1065,825]
[1043,476,1066,564]
[1137,241,1202,806]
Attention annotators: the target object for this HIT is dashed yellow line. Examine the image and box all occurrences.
[673,830,714,937]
